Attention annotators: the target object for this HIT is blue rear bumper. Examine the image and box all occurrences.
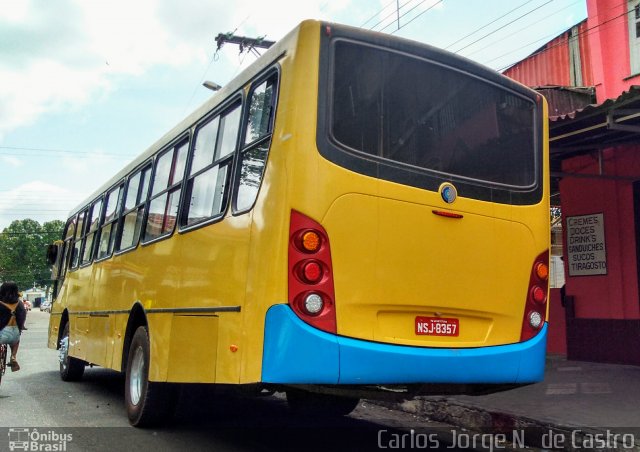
[262,304,546,384]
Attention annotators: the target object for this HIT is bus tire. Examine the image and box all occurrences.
[59,323,85,382]
[286,389,360,416]
[125,326,177,427]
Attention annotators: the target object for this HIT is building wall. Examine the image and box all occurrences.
[504,20,594,88]
[587,0,640,102]
[547,288,568,355]
[505,0,640,361]
[506,0,640,103]
[560,146,640,320]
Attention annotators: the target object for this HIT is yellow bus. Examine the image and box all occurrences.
[47,20,550,427]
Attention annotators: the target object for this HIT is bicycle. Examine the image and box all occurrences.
[0,343,7,386]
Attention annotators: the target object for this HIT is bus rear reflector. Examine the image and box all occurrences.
[520,251,549,341]
[288,210,337,334]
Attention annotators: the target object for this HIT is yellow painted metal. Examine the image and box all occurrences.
[48,20,550,386]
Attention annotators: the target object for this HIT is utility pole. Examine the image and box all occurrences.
[215,33,275,57]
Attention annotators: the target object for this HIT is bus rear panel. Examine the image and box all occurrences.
[262,22,549,391]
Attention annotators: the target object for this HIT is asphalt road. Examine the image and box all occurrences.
[0,310,483,452]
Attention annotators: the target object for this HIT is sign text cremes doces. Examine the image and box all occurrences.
[566,213,607,276]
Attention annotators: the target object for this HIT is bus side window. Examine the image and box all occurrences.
[144,139,188,242]
[97,184,123,260]
[183,102,241,227]
[118,164,152,251]
[70,209,87,270]
[81,197,103,265]
[60,216,77,278]
[235,72,278,212]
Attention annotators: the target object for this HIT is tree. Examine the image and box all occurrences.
[0,219,65,291]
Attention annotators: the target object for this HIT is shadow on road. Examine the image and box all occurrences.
[22,367,461,451]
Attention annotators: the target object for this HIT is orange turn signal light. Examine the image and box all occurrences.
[535,263,549,281]
[301,231,321,252]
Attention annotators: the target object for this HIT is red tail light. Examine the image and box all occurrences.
[288,210,336,333]
[520,251,549,341]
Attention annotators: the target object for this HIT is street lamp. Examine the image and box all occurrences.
[203,81,222,91]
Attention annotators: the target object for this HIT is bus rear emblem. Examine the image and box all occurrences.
[439,183,457,204]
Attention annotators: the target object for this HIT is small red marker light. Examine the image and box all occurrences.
[432,210,463,219]
[530,285,546,304]
[302,261,323,283]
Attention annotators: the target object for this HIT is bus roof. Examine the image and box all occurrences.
[67,19,534,219]
[67,20,314,219]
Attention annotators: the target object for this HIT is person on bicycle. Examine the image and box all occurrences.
[0,281,26,371]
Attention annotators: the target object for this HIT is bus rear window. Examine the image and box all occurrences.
[330,41,536,188]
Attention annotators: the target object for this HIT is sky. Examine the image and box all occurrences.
[0,0,587,231]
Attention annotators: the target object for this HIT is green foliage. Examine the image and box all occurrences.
[0,219,65,290]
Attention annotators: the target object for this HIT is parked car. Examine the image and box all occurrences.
[40,300,51,313]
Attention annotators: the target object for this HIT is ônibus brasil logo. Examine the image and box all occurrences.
[8,428,72,451]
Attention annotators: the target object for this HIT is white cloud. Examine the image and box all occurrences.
[61,149,118,175]
[0,0,32,23]
[0,0,363,138]
[0,155,22,167]
[0,181,82,230]
[0,0,369,139]
[0,60,112,133]
[0,0,223,136]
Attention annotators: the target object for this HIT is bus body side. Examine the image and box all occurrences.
[46,26,308,386]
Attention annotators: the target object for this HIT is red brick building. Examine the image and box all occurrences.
[505,0,640,364]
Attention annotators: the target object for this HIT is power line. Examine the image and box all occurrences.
[390,0,444,34]
[0,145,134,157]
[0,200,78,203]
[452,0,554,54]
[0,231,63,235]
[484,0,625,69]
[369,0,414,32]
[0,198,79,203]
[0,209,70,212]
[0,153,128,161]
[183,14,253,116]
[361,0,398,27]
[494,3,634,71]
[444,0,536,50]
[464,0,583,59]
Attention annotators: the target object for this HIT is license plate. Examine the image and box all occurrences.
[415,316,459,336]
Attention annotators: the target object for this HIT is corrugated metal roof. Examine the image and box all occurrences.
[551,85,640,121]
[549,85,640,156]
[504,20,593,89]
[535,85,596,117]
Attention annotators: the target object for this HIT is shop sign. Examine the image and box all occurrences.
[566,213,607,276]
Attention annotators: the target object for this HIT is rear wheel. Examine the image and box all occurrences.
[125,326,177,427]
[59,323,85,381]
[286,389,360,416]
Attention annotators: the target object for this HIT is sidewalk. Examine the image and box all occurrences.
[388,355,640,449]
